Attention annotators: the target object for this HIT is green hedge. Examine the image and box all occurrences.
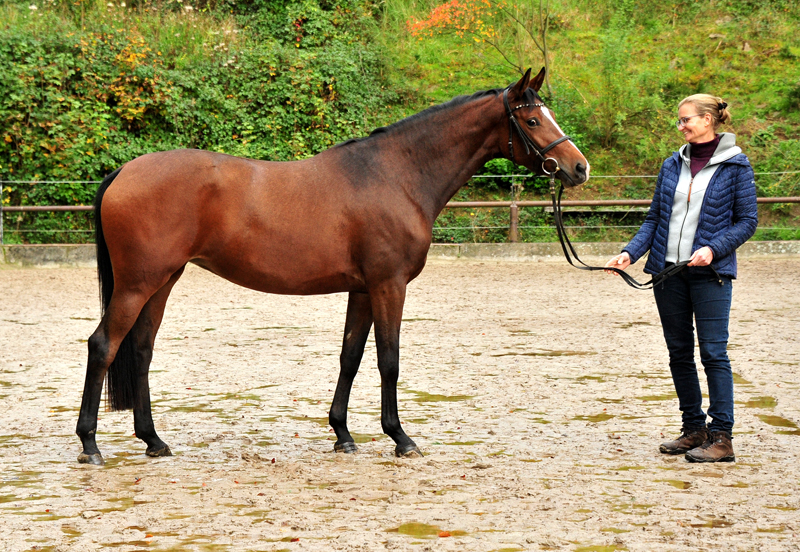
[2,0,799,244]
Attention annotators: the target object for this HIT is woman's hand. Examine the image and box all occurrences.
[688,246,714,267]
[604,252,631,275]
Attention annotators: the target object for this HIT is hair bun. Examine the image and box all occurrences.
[718,101,728,110]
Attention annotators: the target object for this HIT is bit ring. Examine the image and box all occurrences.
[542,157,560,175]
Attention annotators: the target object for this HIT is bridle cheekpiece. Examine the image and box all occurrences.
[502,86,571,175]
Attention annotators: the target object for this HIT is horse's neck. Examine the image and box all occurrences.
[385,97,503,222]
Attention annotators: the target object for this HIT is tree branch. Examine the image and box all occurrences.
[497,4,543,53]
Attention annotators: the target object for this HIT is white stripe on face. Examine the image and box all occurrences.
[540,106,589,176]
[540,106,566,136]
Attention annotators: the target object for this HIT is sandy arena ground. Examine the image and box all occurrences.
[1,257,799,551]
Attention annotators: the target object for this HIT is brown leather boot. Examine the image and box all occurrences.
[659,426,709,455]
[685,430,735,463]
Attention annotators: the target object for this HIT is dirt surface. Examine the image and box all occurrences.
[1,258,799,551]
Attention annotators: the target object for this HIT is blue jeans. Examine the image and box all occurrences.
[653,270,734,434]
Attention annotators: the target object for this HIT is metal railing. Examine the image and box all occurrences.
[2,175,799,244]
[443,197,800,242]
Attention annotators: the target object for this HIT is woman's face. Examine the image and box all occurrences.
[677,104,715,144]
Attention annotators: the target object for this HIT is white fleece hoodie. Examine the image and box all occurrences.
[665,132,742,263]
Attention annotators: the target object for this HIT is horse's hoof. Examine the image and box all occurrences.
[78,452,104,465]
[334,441,358,454]
[146,445,172,458]
[395,444,424,458]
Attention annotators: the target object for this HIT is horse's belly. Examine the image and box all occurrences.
[191,251,365,296]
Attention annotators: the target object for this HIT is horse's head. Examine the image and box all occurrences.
[502,68,589,187]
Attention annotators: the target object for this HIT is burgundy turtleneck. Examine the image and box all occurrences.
[689,134,721,177]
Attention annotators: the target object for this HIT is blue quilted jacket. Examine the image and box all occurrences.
[623,149,758,279]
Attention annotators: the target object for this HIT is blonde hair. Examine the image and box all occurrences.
[678,94,731,129]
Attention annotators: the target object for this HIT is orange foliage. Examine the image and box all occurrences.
[407,0,505,42]
[107,32,169,127]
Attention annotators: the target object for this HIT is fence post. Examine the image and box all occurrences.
[509,202,519,243]
[508,177,523,243]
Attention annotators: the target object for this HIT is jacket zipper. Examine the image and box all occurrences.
[676,176,694,262]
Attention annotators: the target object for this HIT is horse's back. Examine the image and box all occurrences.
[99,149,428,295]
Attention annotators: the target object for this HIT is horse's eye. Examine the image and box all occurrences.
[526,118,539,128]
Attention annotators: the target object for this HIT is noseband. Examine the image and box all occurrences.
[502,86,571,175]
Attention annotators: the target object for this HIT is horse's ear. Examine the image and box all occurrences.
[512,68,532,98]
[529,67,546,93]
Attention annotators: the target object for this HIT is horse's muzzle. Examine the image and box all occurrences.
[560,162,589,187]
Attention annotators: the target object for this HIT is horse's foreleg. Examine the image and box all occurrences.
[370,280,422,458]
[76,292,149,465]
[330,292,373,454]
[132,267,185,458]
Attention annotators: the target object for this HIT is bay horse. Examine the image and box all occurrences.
[77,68,589,465]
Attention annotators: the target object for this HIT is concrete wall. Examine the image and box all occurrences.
[1,244,98,268]
[3,241,800,268]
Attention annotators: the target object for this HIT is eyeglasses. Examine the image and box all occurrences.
[675,114,703,128]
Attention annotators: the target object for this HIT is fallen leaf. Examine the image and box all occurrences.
[438,531,452,538]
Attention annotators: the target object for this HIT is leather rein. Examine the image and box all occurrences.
[503,86,689,290]
[548,176,690,289]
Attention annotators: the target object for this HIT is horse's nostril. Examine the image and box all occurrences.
[576,162,586,176]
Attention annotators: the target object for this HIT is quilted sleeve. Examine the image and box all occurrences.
[623,169,663,264]
[707,163,758,259]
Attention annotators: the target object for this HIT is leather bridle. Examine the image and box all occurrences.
[503,86,571,176]
[503,85,690,290]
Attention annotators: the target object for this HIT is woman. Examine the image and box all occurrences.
[606,94,758,463]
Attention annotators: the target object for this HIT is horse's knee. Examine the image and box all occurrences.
[339,349,363,371]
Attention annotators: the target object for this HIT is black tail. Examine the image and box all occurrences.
[95,167,137,411]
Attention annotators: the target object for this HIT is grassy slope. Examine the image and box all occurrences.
[379,0,800,199]
[2,1,798,242]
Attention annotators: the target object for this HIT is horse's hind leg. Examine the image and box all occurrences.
[131,267,185,457]
[77,291,150,465]
[329,292,373,453]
